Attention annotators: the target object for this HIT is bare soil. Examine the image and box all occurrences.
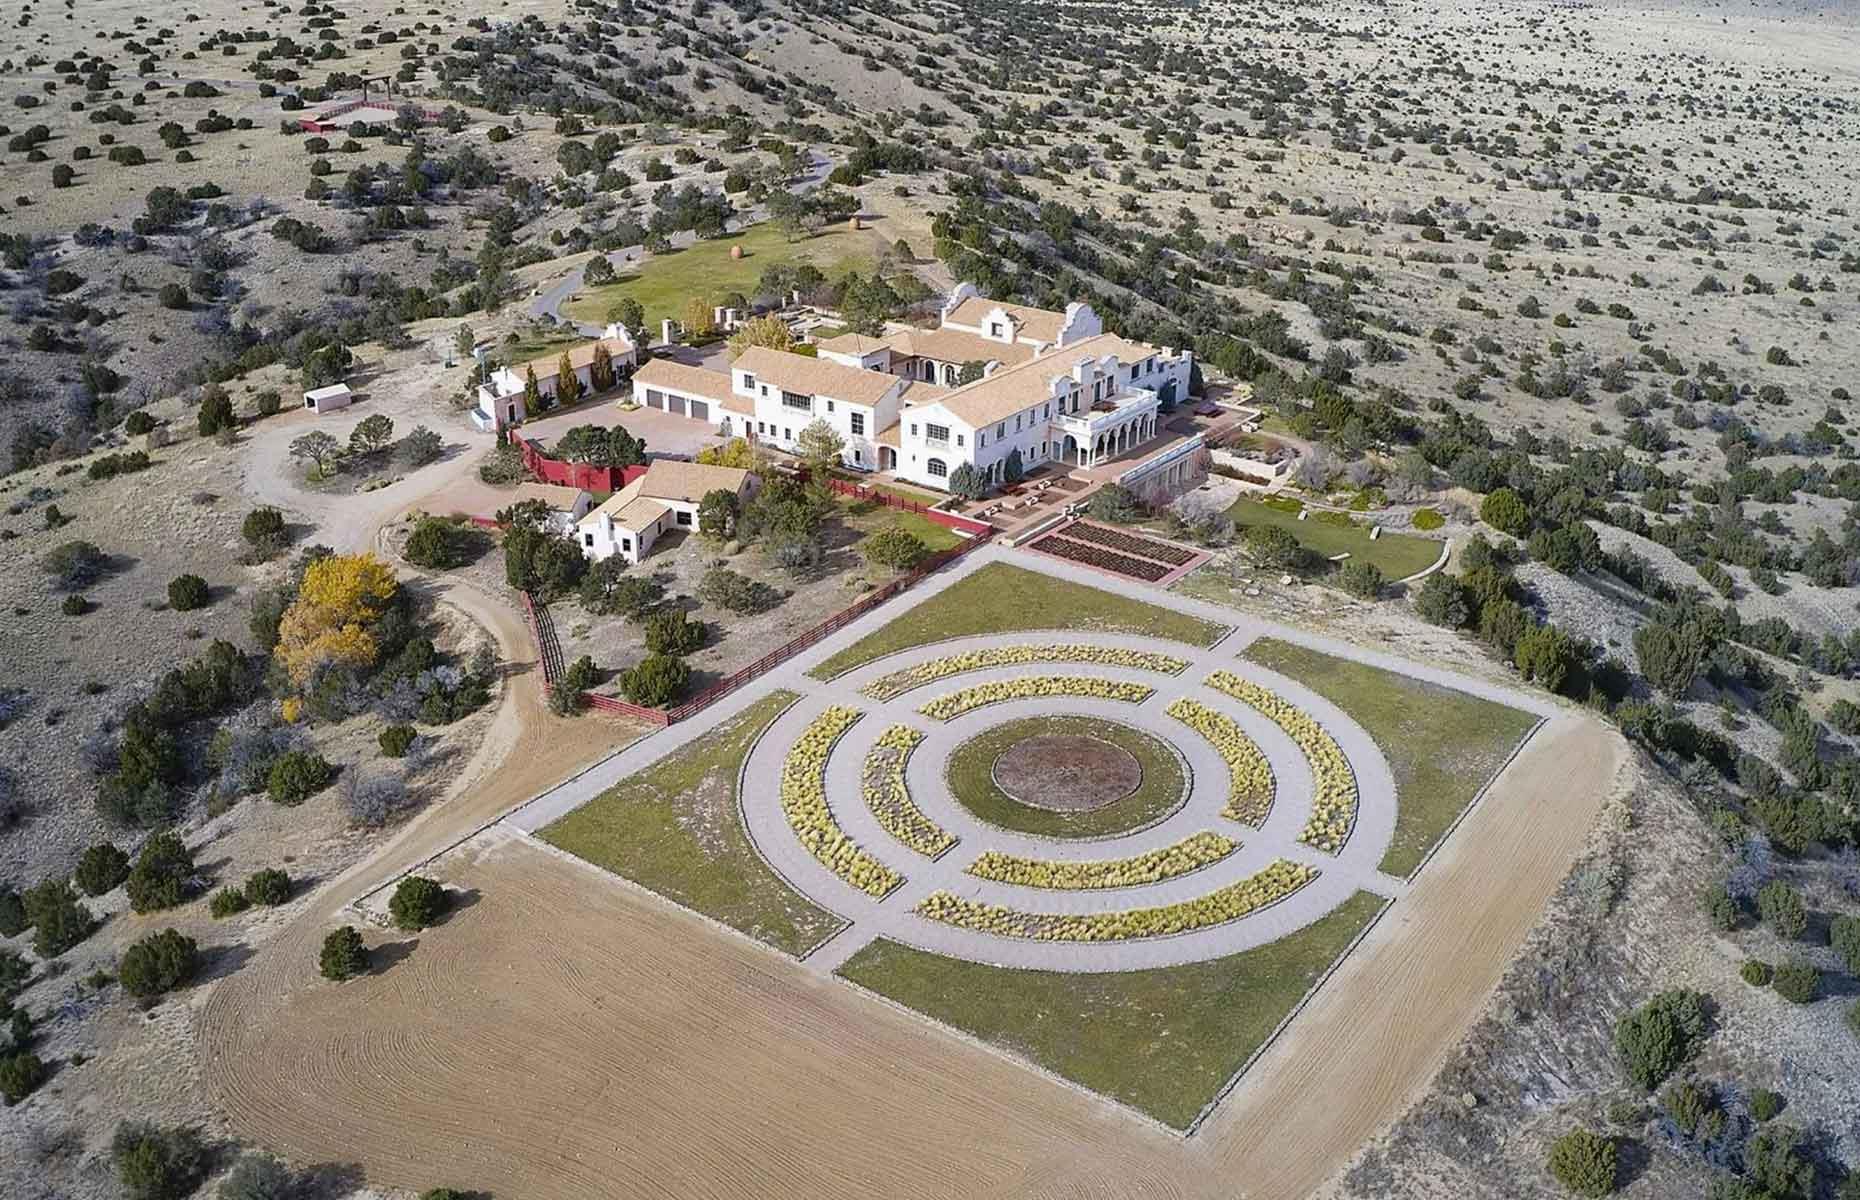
[992,734,1143,811]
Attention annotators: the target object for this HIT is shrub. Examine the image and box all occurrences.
[42,539,108,590]
[643,608,705,655]
[69,842,131,898]
[404,516,464,569]
[157,282,190,309]
[166,574,210,611]
[1084,484,1144,523]
[378,724,416,757]
[125,410,156,436]
[1661,1080,1712,1137]
[1741,960,1772,987]
[0,1051,47,1105]
[697,565,777,614]
[1546,1128,1617,1197]
[1244,524,1306,571]
[0,948,29,1000]
[388,875,448,931]
[1411,507,1444,531]
[319,925,367,981]
[217,1152,294,1200]
[61,594,88,617]
[24,878,95,957]
[621,654,689,706]
[1337,560,1384,599]
[399,425,442,467]
[125,830,195,913]
[1615,989,1709,1089]
[0,889,25,938]
[112,1121,206,1200]
[1756,880,1807,940]
[1830,914,1860,974]
[863,525,929,571]
[267,749,333,805]
[1480,487,1530,535]
[1702,883,1739,931]
[197,387,236,436]
[244,868,291,906]
[241,506,285,546]
[1749,1087,1785,1122]
[210,886,250,918]
[118,928,199,1000]
[1770,960,1818,1003]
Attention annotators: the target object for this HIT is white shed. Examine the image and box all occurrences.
[303,383,353,414]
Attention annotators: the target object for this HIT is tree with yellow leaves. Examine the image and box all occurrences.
[726,314,795,359]
[276,553,400,688]
[680,296,716,340]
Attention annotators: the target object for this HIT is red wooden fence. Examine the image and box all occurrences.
[821,476,993,536]
[507,428,646,494]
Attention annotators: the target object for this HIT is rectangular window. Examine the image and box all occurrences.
[850,412,865,436]
[957,433,966,447]
[996,422,1005,437]
[782,391,812,412]
[583,533,594,547]
[677,510,692,526]
[909,423,917,437]
[622,537,632,552]
[925,423,950,442]
[826,399,835,413]
[743,373,756,391]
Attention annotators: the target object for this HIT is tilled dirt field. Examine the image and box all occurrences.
[195,709,1622,1200]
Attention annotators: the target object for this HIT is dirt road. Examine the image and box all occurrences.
[196,700,1621,1199]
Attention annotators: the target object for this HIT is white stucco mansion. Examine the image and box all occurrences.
[628,285,1194,493]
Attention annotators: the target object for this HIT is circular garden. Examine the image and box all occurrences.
[945,715,1188,839]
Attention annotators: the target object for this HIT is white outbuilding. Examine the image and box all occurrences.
[303,383,353,414]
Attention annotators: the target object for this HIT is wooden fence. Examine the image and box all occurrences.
[820,476,993,536]
[522,524,996,725]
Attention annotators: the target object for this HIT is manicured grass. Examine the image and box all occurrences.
[838,890,1387,1129]
[840,499,963,553]
[1226,498,1442,580]
[563,224,873,329]
[538,690,845,956]
[1242,638,1541,878]
[500,327,585,364]
[810,562,1228,679]
[829,469,944,506]
[944,716,1187,839]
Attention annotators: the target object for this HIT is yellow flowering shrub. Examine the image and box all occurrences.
[966,831,1239,890]
[916,858,1317,941]
[1204,671,1357,852]
[918,676,1153,721]
[862,644,1188,700]
[862,726,957,858]
[781,706,903,897]
[1164,697,1275,826]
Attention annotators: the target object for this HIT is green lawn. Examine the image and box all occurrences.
[840,498,963,553]
[829,469,944,507]
[838,891,1387,1129]
[1227,498,1442,580]
[810,562,1229,680]
[1242,638,1541,878]
[537,690,845,956]
[500,326,585,364]
[943,715,1186,839]
[563,224,873,329]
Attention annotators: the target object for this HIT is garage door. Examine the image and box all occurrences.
[667,395,686,416]
[688,400,709,422]
[644,389,664,409]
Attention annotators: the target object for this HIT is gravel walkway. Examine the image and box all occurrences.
[503,544,1558,975]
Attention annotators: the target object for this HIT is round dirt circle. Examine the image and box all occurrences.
[991,734,1143,811]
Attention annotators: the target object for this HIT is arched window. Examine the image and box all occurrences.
[926,458,948,478]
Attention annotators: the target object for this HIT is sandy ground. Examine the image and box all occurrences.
[194,697,1621,1198]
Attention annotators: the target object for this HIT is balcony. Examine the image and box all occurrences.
[1054,387,1158,440]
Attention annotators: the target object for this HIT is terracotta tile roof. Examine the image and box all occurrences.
[814,332,891,356]
[733,346,901,407]
[883,326,1037,367]
[927,334,1167,428]
[511,482,589,510]
[581,479,667,531]
[633,358,733,404]
[518,335,633,379]
[896,379,950,407]
[876,422,901,448]
[635,459,750,504]
[943,297,1069,344]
